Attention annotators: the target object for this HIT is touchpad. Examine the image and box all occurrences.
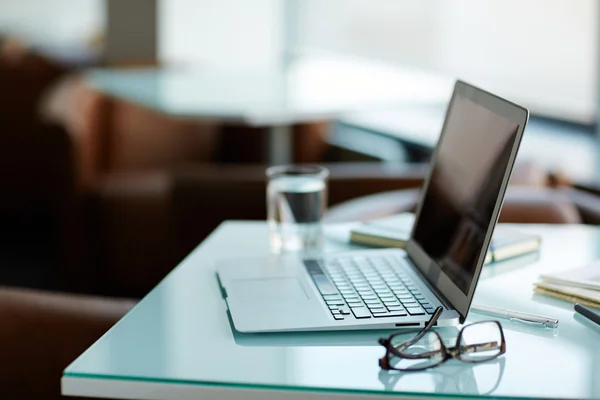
[230,278,309,303]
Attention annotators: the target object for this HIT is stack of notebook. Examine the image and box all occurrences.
[534,262,600,308]
[349,212,542,265]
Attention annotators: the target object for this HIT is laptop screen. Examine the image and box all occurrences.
[411,93,520,295]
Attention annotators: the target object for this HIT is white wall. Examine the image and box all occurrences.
[159,0,284,69]
[0,0,103,47]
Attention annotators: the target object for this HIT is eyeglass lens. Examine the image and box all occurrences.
[458,321,504,362]
[388,330,445,370]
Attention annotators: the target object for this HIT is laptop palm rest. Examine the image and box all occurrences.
[230,278,309,304]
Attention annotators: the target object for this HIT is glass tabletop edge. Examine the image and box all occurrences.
[61,372,546,400]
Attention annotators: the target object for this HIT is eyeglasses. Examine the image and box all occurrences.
[378,307,506,371]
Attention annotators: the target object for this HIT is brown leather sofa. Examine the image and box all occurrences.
[0,286,135,400]
[41,74,333,191]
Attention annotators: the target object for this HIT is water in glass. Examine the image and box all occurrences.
[267,174,327,252]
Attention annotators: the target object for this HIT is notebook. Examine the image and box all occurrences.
[534,282,600,309]
[349,213,541,264]
[538,261,600,291]
[534,261,600,308]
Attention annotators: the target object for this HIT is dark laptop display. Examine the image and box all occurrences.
[412,95,519,294]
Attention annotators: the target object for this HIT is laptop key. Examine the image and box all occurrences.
[353,283,370,289]
[349,302,365,308]
[367,304,385,309]
[371,284,387,289]
[424,307,435,314]
[371,309,388,314]
[406,306,425,316]
[361,295,379,301]
[351,307,372,319]
[312,275,338,295]
[387,311,408,317]
[387,305,404,311]
[338,306,352,315]
[333,314,345,320]
[358,288,375,294]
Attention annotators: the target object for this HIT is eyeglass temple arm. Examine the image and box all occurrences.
[458,341,501,354]
[394,307,444,353]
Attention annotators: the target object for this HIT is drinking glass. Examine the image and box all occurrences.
[266,164,329,252]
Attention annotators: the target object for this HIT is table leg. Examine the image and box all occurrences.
[268,125,293,165]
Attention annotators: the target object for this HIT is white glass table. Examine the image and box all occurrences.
[63,221,600,399]
[86,56,450,164]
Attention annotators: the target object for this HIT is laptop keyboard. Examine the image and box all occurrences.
[305,255,436,321]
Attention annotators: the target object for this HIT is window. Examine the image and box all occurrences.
[0,0,102,49]
[296,0,598,124]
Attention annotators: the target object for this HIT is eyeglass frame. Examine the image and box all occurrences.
[378,306,506,371]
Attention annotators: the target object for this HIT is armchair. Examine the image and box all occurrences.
[0,286,135,400]
[0,42,82,291]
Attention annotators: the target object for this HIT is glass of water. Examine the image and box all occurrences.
[266,164,329,252]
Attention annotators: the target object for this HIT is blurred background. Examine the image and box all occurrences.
[1,0,600,297]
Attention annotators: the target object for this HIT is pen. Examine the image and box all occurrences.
[574,303,600,327]
[471,304,559,329]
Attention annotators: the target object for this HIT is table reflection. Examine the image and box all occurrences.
[378,357,506,395]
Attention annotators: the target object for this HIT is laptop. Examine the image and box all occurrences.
[216,80,529,333]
